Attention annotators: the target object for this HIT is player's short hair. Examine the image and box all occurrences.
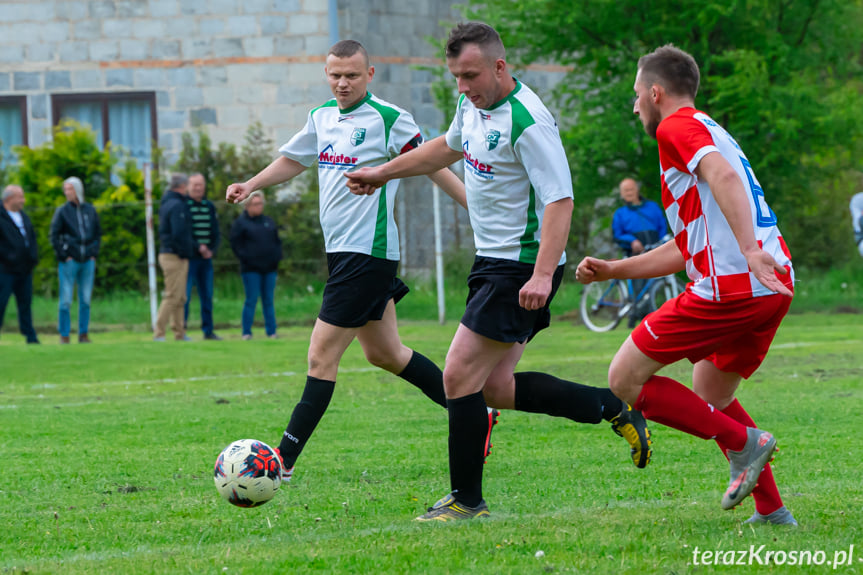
[328,40,369,67]
[446,22,505,62]
[637,44,700,100]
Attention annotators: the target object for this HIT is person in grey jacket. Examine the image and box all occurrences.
[50,176,102,344]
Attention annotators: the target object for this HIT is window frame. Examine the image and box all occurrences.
[0,95,29,151]
[51,91,158,152]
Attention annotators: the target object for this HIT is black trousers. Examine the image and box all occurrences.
[0,272,38,342]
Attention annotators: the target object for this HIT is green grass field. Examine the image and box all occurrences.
[1,314,861,574]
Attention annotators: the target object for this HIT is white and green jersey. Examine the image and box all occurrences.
[279,92,424,260]
[445,80,573,264]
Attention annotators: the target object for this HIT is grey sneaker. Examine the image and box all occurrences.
[153,336,166,342]
[744,506,798,526]
[415,492,490,522]
[721,427,777,510]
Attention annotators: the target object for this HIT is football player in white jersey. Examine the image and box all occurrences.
[576,45,797,525]
[348,22,651,522]
[226,40,471,485]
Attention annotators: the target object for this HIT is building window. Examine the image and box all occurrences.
[0,96,27,166]
[52,92,157,166]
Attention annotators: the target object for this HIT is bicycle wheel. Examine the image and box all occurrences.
[647,276,686,312]
[580,279,628,332]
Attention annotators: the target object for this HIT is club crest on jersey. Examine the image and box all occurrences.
[318,144,358,171]
[485,130,500,151]
[350,128,366,146]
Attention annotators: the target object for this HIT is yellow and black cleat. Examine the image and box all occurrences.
[610,403,653,468]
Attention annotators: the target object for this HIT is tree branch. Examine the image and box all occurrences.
[796,0,822,47]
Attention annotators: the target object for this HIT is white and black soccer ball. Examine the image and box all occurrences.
[214,439,282,508]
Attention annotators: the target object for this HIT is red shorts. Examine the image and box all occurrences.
[631,290,792,378]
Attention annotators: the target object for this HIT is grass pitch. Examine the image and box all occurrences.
[1,314,861,574]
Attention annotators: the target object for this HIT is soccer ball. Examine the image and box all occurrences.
[214,439,282,508]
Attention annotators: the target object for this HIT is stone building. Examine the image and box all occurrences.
[0,0,565,275]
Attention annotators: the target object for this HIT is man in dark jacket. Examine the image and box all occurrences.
[154,173,195,341]
[0,185,40,343]
[229,192,282,339]
[184,173,222,341]
[50,176,102,344]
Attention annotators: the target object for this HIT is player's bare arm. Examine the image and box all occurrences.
[694,152,792,297]
[226,156,307,204]
[346,136,462,195]
[519,197,572,311]
[575,240,684,284]
[427,168,467,210]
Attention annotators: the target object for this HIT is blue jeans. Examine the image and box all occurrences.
[58,259,95,337]
[0,271,37,342]
[241,271,277,336]
[184,258,214,335]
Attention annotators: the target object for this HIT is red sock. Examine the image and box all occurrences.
[634,376,748,450]
[718,399,784,515]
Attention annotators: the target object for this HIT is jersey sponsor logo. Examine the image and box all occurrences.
[350,128,366,146]
[479,111,491,120]
[462,141,494,180]
[318,144,358,171]
[337,115,355,123]
[485,129,500,151]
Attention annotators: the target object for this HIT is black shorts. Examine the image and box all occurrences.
[318,252,409,328]
[461,256,565,344]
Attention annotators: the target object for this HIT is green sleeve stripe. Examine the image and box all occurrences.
[510,96,536,148]
[310,99,338,118]
[366,98,400,149]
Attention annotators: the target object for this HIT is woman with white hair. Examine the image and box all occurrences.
[50,176,102,343]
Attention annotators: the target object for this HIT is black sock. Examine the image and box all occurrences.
[446,391,487,508]
[513,371,623,424]
[397,351,447,408]
[278,376,336,468]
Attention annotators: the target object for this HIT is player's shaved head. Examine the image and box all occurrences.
[328,39,369,67]
[446,22,506,64]
[637,44,700,100]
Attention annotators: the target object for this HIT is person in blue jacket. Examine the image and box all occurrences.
[612,178,668,327]
[612,178,667,257]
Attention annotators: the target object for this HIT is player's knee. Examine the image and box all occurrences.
[363,347,398,371]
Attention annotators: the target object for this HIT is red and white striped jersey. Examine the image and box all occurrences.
[657,107,793,301]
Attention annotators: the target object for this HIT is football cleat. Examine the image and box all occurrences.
[415,492,490,522]
[610,403,652,468]
[721,427,777,510]
[484,408,499,463]
[275,447,293,482]
[744,506,798,526]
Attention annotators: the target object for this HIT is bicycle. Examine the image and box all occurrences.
[579,241,686,333]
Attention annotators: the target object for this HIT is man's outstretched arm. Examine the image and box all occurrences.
[346,136,462,195]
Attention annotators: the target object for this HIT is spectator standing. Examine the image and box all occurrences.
[0,185,39,344]
[185,173,222,341]
[50,176,102,344]
[229,192,282,339]
[154,174,195,342]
